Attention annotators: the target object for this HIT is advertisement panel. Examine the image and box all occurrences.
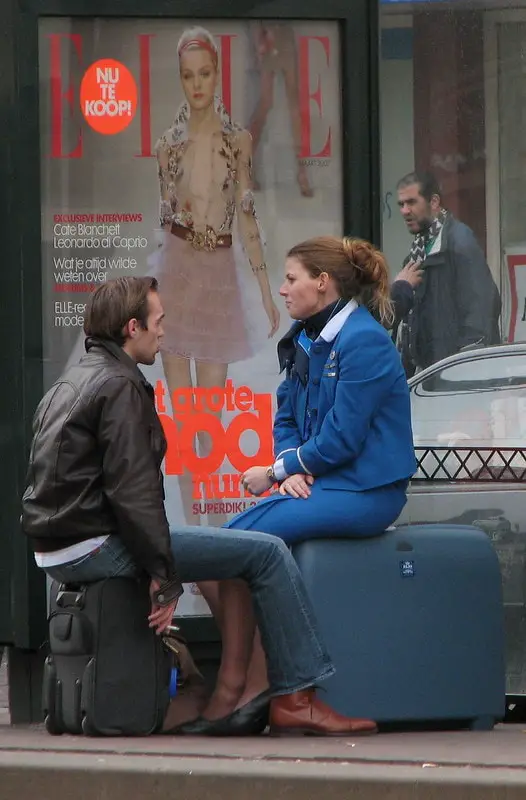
[38,18,343,614]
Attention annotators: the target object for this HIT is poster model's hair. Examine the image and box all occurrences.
[177,26,219,68]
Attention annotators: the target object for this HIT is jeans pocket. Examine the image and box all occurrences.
[65,552,96,570]
[44,565,70,584]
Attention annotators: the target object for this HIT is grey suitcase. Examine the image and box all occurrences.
[294,524,506,729]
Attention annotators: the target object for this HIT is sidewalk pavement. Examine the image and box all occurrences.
[3,722,526,799]
[2,645,526,775]
[2,719,526,768]
[4,651,526,797]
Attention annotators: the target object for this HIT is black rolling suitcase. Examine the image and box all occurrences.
[43,576,172,736]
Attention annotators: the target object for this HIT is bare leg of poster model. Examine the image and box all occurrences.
[195,360,229,529]
[183,361,258,720]
[162,353,242,688]
[282,56,314,199]
[248,27,313,198]
[160,354,229,528]
[161,353,198,526]
[248,69,274,192]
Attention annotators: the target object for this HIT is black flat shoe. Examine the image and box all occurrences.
[170,716,231,736]
[173,691,271,737]
[220,690,271,736]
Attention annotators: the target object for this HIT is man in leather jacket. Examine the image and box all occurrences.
[21,276,377,738]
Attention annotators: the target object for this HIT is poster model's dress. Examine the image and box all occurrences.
[148,97,269,363]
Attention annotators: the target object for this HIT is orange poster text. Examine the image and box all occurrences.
[154,380,274,499]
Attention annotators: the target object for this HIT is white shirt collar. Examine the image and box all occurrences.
[318,299,358,343]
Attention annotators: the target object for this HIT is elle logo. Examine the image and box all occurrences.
[46,31,332,160]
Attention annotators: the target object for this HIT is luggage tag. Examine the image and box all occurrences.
[162,632,182,697]
[163,631,181,657]
[162,627,203,695]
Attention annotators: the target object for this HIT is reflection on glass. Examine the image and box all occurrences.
[381,1,526,696]
[390,170,501,377]
[248,22,313,197]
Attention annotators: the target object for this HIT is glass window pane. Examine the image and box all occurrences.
[380,0,526,697]
[380,1,505,379]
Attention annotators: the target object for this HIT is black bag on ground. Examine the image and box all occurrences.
[43,576,171,736]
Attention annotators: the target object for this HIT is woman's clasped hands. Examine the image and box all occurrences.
[278,473,314,499]
[241,466,314,499]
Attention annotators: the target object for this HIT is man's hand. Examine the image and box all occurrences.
[279,473,314,499]
[149,579,178,635]
[241,466,274,496]
[394,260,423,288]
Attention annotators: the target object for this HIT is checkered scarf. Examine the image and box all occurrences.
[396,208,448,373]
[408,208,448,264]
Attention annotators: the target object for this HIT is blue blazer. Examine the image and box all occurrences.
[273,305,417,491]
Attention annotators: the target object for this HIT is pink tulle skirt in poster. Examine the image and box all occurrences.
[148,231,254,364]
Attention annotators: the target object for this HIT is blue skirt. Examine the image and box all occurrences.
[223,481,408,545]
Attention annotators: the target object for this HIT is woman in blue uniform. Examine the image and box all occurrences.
[229,234,416,539]
[182,235,416,735]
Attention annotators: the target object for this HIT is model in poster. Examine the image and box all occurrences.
[248,22,314,198]
[149,26,280,529]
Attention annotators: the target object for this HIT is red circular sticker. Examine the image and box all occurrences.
[80,59,137,135]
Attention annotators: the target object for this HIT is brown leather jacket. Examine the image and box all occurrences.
[21,337,183,606]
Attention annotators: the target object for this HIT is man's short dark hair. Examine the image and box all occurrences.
[397,171,442,203]
[84,276,159,345]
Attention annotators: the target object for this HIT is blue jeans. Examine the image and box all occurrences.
[44,526,335,696]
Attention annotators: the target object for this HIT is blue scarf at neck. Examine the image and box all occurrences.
[294,299,344,385]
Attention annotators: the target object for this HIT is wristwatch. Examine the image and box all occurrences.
[266,465,276,484]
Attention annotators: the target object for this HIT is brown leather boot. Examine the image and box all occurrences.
[269,689,378,737]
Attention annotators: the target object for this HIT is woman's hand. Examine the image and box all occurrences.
[262,294,280,338]
[241,466,274,496]
[279,473,314,499]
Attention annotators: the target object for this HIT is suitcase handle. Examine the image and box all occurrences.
[56,585,87,609]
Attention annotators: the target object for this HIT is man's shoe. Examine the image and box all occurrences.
[269,689,378,737]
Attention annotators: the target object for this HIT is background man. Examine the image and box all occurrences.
[392,171,501,376]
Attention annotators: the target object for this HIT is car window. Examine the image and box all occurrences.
[418,354,526,394]
[410,354,526,478]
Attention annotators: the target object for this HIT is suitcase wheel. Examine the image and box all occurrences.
[81,715,97,737]
[44,714,63,736]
